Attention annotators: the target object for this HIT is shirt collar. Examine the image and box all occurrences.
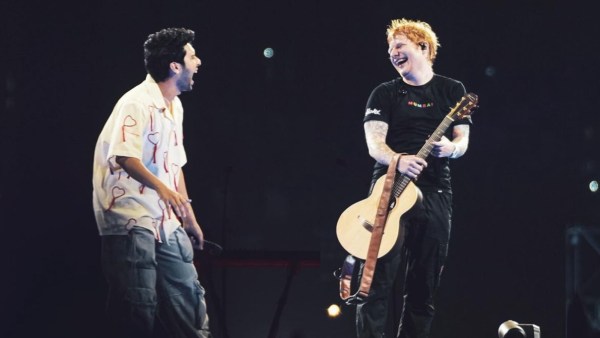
[144,74,169,112]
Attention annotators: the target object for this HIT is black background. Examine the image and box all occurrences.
[2,0,599,337]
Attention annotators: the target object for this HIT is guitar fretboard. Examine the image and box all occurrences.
[392,115,454,198]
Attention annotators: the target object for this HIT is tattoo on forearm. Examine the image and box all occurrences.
[364,121,396,165]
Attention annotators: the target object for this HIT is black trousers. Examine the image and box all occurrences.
[356,189,452,338]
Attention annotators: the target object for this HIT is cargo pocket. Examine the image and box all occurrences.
[192,280,210,332]
[435,242,449,289]
[124,287,157,330]
[176,229,195,263]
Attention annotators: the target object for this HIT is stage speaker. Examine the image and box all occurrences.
[566,225,600,338]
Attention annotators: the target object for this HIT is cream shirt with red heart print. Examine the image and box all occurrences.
[93,75,187,240]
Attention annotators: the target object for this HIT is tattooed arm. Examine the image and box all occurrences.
[364,120,427,179]
[364,121,396,166]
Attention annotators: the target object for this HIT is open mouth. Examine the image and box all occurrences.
[391,57,407,67]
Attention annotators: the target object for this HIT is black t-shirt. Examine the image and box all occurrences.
[363,74,471,192]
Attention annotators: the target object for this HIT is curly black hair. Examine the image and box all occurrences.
[143,28,195,82]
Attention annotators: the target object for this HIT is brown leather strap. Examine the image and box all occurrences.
[356,153,402,298]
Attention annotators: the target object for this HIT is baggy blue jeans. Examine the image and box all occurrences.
[101,226,211,338]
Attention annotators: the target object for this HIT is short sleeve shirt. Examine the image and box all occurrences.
[363,74,470,192]
[92,75,187,239]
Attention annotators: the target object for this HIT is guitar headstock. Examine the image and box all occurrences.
[450,92,479,120]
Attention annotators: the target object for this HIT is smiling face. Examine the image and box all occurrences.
[388,34,431,81]
[175,43,201,92]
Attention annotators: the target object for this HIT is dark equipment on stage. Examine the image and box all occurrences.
[566,225,600,338]
[498,320,540,338]
[202,240,223,255]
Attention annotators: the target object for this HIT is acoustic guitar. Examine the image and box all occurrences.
[336,93,478,259]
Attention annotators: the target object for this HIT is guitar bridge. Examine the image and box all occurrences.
[362,219,374,233]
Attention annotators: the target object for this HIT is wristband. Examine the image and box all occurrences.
[450,143,460,159]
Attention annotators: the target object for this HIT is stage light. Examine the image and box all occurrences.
[326,304,341,318]
[498,320,540,338]
[589,180,598,193]
[263,47,274,58]
[485,66,496,77]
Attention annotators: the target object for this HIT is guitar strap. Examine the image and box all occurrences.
[337,153,403,304]
[337,254,357,301]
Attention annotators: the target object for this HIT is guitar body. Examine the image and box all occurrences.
[336,176,421,260]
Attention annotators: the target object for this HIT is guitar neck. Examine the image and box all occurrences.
[417,115,455,160]
[392,114,455,198]
[389,92,478,199]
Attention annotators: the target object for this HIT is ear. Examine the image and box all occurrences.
[169,62,181,74]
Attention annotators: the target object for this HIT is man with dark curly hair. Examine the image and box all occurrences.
[93,27,211,338]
